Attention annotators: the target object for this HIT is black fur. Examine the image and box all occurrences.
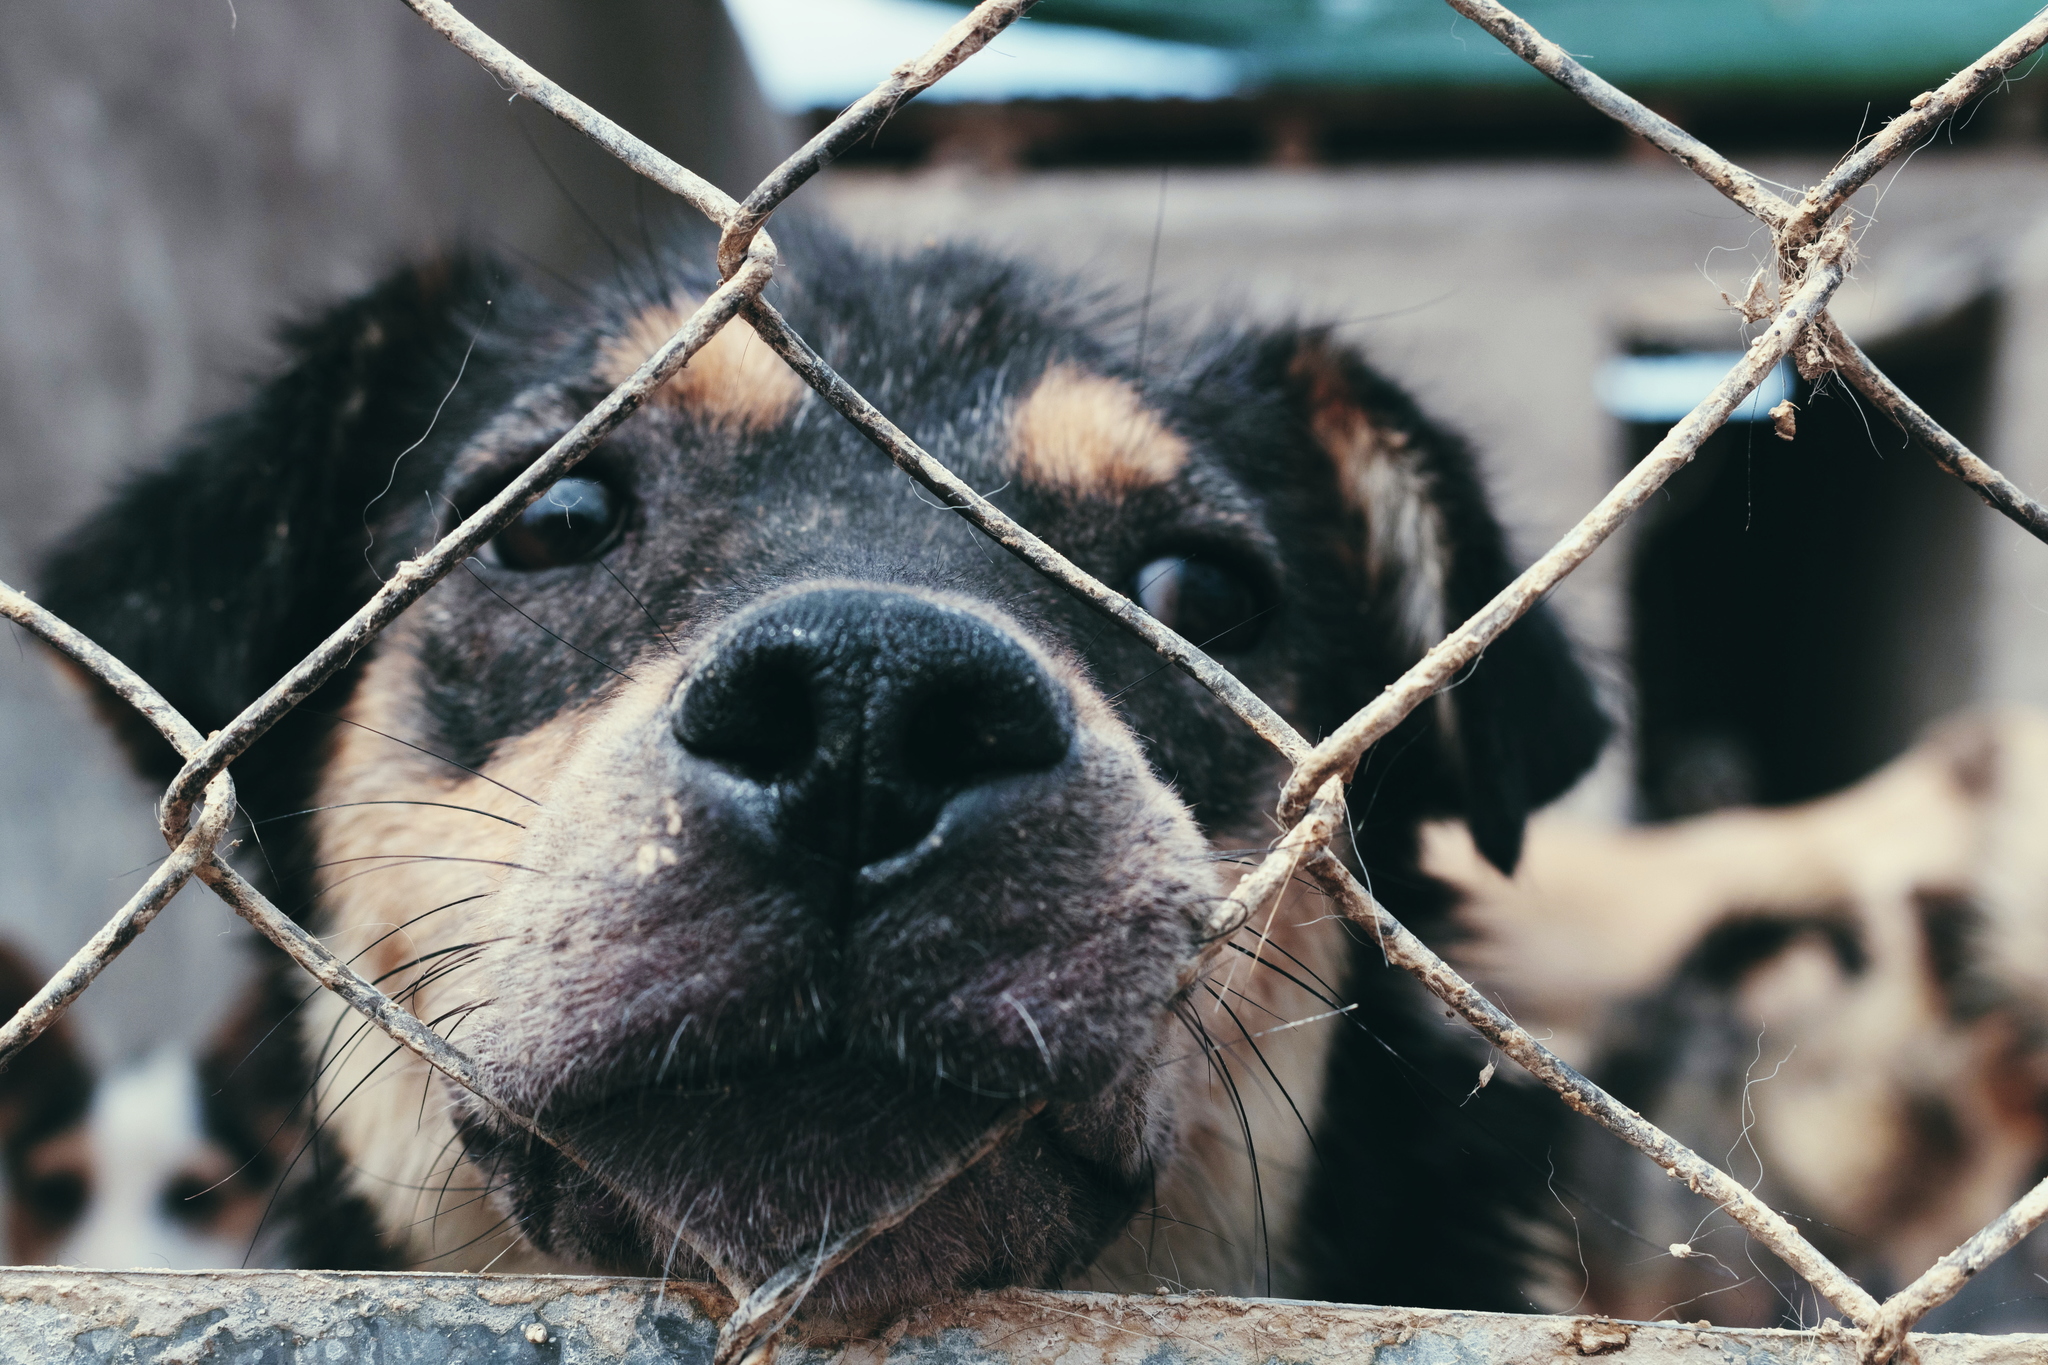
[40,256,515,813]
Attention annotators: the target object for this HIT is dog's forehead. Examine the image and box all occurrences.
[579,279,1198,504]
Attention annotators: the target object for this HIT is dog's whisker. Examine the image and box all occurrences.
[255,800,526,830]
[1201,983,1325,1166]
[474,1222,533,1273]
[1188,976,1299,1038]
[463,560,633,681]
[245,1040,413,1265]
[430,1129,503,1246]
[405,1207,526,1268]
[280,860,510,923]
[1230,923,1345,1000]
[392,1183,501,1232]
[596,556,682,656]
[296,710,541,805]
[1223,940,1344,1010]
[313,959,473,1094]
[370,938,506,992]
[1173,998,1271,1295]
[306,853,539,875]
[216,895,495,1100]
[1127,1205,1225,1240]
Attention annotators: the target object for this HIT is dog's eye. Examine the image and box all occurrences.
[22,1171,87,1228]
[485,476,626,569]
[1132,554,1270,653]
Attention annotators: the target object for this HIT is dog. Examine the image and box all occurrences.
[0,941,375,1269]
[37,229,1607,1312]
[1436,708,2048,1330]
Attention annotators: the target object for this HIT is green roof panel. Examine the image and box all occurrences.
[1018,1,2045,91]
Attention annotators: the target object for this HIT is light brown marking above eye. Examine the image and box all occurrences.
[1288,338,1447,651]
[596,299,805,432]
[1007,362,1188,498]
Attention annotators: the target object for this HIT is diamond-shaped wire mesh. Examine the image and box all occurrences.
[5,3,2048,1362]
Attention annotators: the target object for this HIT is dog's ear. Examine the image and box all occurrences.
[1269,329,1610,874]
[37,255,506,782]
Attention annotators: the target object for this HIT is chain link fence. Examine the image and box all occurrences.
[4,1,2048,1362]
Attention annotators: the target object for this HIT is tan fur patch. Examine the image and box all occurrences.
[596,300,804,432]
[305,640,606,1274]
[1083,851,1349,1298]
[1290,341,1446,652]
[1008,363,1188,497]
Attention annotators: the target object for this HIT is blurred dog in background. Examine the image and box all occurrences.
[0,943,377,1269]
[1437,706,2048,1332]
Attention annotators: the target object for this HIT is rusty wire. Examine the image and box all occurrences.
[3,2,2048,1363]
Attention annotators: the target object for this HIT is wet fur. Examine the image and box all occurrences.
[41,229,1606,1310]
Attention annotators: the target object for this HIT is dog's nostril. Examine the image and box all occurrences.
[676,646,819,785]
[900,679,1070,789]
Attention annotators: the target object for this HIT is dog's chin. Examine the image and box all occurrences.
[460,1060,1156,1315]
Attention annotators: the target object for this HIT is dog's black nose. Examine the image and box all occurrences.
[676,589,1073,875]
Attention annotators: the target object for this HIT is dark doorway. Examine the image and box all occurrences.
[1626,297,1994,820]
